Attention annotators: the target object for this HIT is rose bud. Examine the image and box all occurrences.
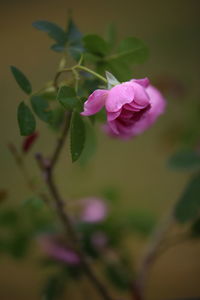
[22,131,39,153]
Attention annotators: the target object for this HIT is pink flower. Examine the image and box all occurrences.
[80,197,108,223]
[38,234,80,265]
[81,78,166,139]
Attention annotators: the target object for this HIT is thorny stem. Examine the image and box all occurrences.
[35,112,114,300]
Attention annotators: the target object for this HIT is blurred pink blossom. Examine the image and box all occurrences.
[80,197,108,223]
[38,234,80,265]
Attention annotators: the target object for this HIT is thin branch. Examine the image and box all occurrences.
[75,65,108,84]
[50,111,72,171]
[35,113,114,300]
[156,233,191,258]
[8,143,36,193]
[53,64,108,90]
[53,68,73,90]
[130,282,143,300]
[131,210,175,300]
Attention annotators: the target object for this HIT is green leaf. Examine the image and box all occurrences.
[106,23,117,48]
[40,88,57,101]
[22,196,44,210]
[48,19,84,57]
[67,19,84,60]
[168,149,200,171]
[190,218,200,237]
[83,34,110,57]
[83,53,101,64]
[70,112,86,162]
[10,66,32,94]
[17,102,36,136]
[108,37,149,65]
[82,79,101,95]
[49,107,65,131]
[68,43,84,61]
[32,20,67,45]
[105,71,120,89]
[106,59,132,82]
[31,95,52,123]
[57,86,80,111]
[51,44,65,52]
[175,174,200,223]
[79,121,97,165]
[67,19,82,43]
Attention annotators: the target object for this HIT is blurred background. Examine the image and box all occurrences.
[0,0,200,299]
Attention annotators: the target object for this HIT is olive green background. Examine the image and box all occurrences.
[0,0,200,299]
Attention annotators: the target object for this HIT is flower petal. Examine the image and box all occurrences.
[119,109,134,119]
[129,82,150,106]
[124,101,147,111]
[130,77,150,88]
[123,103,141,112]
[107,109,121,121]
[146,85,166,120]
[108,120,120,135]
[130,85,166,136]
[105,82,135,112]
[81,89,108,116]
[107,119,135,139]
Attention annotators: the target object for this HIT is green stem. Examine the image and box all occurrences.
[75,65,108,84]
[54,64,108,89]
[53,68,73,89]
[72,68,79,93]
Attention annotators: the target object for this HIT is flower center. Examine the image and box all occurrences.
[118,104,151,125]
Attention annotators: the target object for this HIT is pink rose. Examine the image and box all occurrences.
[81,78,166,139]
